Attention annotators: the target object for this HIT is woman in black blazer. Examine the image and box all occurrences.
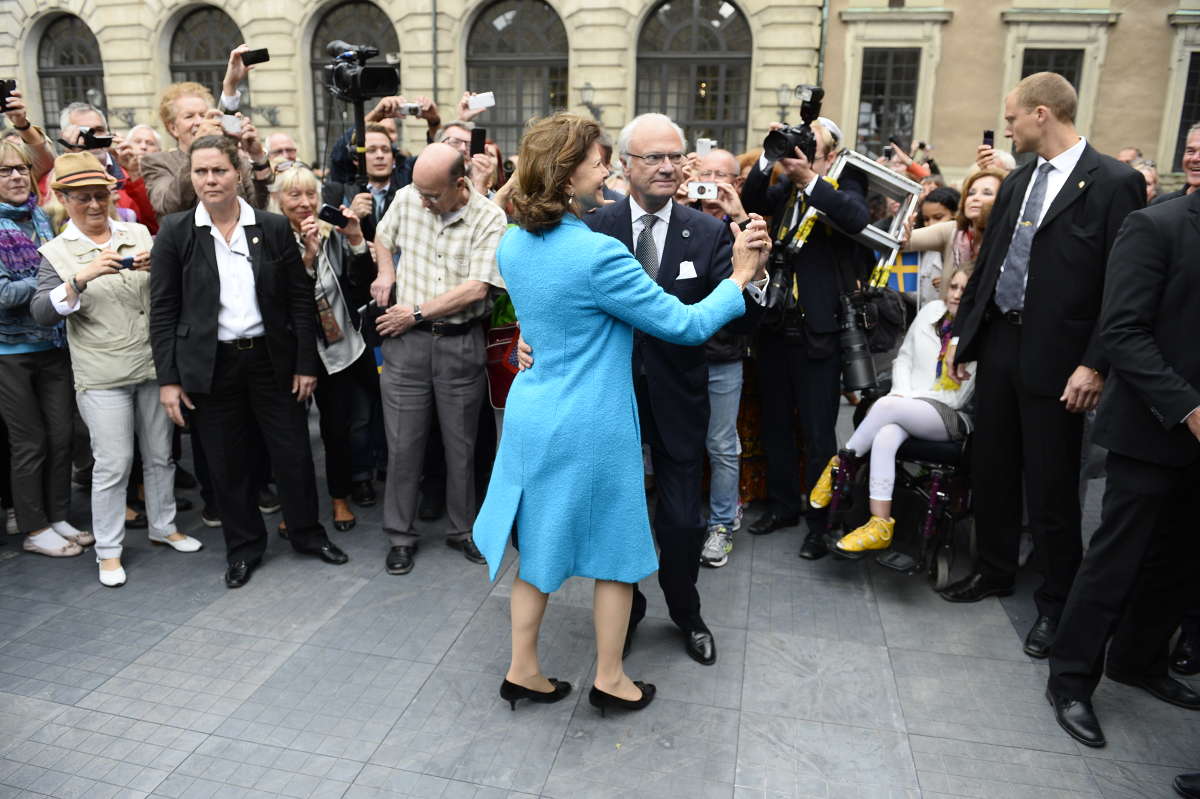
[148,134,349,588]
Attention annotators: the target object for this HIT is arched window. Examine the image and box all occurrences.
[170,7,245,101]
[636,0,752,153]
[37,15,105,141]
[466,0,568,155]
[310,1,400,165]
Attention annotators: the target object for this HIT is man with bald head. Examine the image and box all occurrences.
[265,132,299,165]
[369,142,507,575]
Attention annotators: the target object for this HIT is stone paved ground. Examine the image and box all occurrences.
[0,406,1197,799]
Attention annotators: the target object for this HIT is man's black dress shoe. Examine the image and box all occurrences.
[1023,615,1057,659]
[1046,687,1106,747]
[447,535,486,564]
[295,539,349,565]
[386,544,416,575]
[748,512,798,536]
[684,628,717,665]
[1107,672,1200,710]
[1171,633,1200,676]
[938,572,1015,603]
[225,560,259,589]
[1175,772,1200,798]
[351,480,376,507]
[798,531,829,560]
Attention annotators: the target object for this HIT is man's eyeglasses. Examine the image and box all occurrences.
[64,190,111,206]
[0,165,32,178]
[624,152,685,167]
[273,160,312,174]
[694,169,736,180]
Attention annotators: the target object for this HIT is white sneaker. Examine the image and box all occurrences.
[700,524,733,568]
[98,563,126,587]
[149,532,203,552]
[4,508,16,536]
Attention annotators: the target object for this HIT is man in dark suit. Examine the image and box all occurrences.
[739,117,872,559]
[322,124,409,244]
[150,135,348,588]
[585,113,765,665]
[1151,122,1199,207]
[941,73,1145,658]
[1044,188,1200,749]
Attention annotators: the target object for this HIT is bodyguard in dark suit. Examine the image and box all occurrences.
[739,118,872,558]
[1045,189,1200,749]
[585,113,765,665]
[149,135,348,588]
[941,74,1145,657]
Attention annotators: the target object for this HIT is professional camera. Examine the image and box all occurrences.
[838,292,878,391]
[763,85,825,163]
[324,40,399,103]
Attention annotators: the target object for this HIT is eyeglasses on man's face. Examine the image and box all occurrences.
[64,190,111,206]
[694,169,736,180]
[624,152,685,167]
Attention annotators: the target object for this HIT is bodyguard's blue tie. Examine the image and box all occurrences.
[995,161,1055,313]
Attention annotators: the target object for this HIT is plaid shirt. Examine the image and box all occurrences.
[374,185,506,323]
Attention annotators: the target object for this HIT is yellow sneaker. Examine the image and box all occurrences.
[808,455,840,509]
[836,516,895,552]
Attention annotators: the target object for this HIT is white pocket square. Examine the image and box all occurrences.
[677,260,698,279]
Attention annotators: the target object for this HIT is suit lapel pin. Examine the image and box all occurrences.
[1077,181,1085,189]
[252,236,260,244]
[682,229,690,239]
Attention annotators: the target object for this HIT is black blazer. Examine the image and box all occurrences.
[149,207,319,395]
[740,162,872,334]
[1091,190,1200,467]
[585,198,759,461]
[952,143,1145,396]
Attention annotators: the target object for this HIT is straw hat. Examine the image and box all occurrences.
[50,152,117,191]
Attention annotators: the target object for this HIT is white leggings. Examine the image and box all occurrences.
[844,396,950,501]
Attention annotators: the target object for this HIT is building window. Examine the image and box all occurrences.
[466,0,568,156]
[636,0,752,153]
[1020,48,1084,90]
[1173,52,1200,169]
[170,7,245,101]
[37,15,105,141]
[310,1,400,166]
[856,47,920,157]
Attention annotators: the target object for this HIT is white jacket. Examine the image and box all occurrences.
[889,300,976,410]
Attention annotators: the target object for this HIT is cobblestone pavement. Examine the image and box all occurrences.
[0,410,1197,798]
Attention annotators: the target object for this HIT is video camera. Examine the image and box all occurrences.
[324,40,399,103]
[763,85,825,163]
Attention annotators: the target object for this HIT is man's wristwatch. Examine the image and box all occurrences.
[70,276,86,294]
[13,120,31,131]
[412,304,424,323]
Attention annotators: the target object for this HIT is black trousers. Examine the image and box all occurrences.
[632,372,706,629]
[0,412,11,508]
[314,348,381,499]
[188,343,325,564]
[1049,451,1200,700]
[756,332,841,534]
[972,318,1084,619]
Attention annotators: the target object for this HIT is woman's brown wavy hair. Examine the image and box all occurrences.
[510,113,603,233]
[956,167,1007,233]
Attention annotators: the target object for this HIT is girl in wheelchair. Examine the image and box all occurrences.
[809,266,977,552]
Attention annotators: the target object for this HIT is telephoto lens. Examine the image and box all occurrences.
[838,295,877,391]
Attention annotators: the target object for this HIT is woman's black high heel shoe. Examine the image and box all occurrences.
[588,681,656,717]
[499,678,572,710]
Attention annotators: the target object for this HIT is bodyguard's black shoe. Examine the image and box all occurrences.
[386,545,416,575]
[1046,687,1105,747]
[1175,772,1200,798]
[224,559,260,589]
[447,535,486,564]
[749,512,798,536]
[1023,615,1057,659]
[798,530,829,560]
[589,681,656,717]
[684,628,717,665]
[295,540,349,565]
[499,678,572,710]
[351,480,376,507]
[938,572,1015,603]
[1107,672,1200,710]
[1172,633,1200,676]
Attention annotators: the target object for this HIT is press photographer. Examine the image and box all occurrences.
[739,86,872,559]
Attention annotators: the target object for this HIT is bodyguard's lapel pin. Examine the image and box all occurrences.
[681,229,690,238]
[252,236,260,244]
[1077,181,1085,189]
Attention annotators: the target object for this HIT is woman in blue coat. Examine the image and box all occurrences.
[473,113,770,716]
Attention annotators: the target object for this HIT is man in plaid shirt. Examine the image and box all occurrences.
[369,143,507,576]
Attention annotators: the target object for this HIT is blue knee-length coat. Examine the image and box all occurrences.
[474,214,745,594]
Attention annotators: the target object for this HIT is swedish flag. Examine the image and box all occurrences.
[886,251,921,294]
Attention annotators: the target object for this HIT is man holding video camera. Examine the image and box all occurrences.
[740,97,872,559]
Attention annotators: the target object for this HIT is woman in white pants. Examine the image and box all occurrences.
[809,266,977,552]
[30,153,200,586]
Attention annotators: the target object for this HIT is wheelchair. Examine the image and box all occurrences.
[824,385,976,591]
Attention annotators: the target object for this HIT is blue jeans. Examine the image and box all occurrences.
[706,359,743,527]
